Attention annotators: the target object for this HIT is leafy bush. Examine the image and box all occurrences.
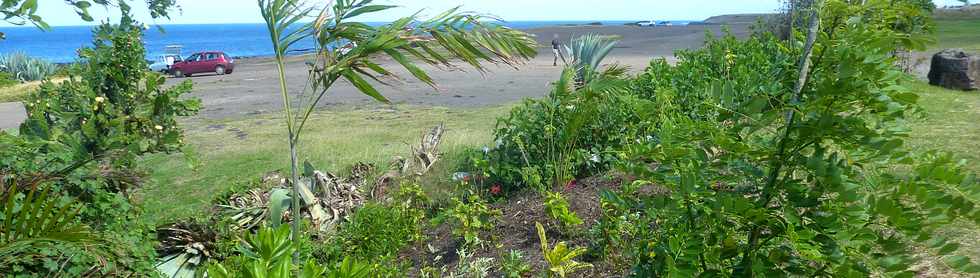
[447,194,500,246]
[596,1,980,276]
[207,225,329,278]
[0,185,101,274]
[500,250,532,278]
[477,68,648,192]
[331,202,425,260]
[0,52,58,82]
[543,191,583,229]
[0,15,198,276]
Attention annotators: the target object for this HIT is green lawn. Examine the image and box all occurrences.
[907,82,980,174]
[138,105,512,224]
[933,18,980,52]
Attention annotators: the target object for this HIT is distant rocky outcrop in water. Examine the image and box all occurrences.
[928,49,980,91]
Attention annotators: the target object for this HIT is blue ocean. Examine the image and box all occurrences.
[0,20,695,63]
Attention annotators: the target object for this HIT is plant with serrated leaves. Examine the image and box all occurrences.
[536,222,592,277]
[543,191,583,229]
[447,194,500,247]
[257,0,536,251]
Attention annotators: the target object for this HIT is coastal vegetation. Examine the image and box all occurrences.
[0,52,57,82]
[0,0,978,277]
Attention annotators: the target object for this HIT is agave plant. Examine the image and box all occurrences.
[0,52,57,82]
[258,0,537,248]
[0,184,101,273]
[562,34,621,84]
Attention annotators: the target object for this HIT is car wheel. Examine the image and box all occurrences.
[172,69,184,78]
[215,66,226,75]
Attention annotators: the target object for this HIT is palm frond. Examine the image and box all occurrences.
[295,3,537,132]
[0,184,99,266]
[258,0,316,56]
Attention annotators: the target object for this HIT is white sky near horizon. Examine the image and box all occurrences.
[0,0,969,27]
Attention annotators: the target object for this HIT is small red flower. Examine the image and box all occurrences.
[565,179,578,190]
[490,184,502,195]
[462,175,471,183]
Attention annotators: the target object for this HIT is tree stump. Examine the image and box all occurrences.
[928,49,980,91]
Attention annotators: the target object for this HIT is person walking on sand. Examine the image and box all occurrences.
[552,34,566,66]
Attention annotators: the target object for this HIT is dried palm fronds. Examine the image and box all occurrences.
[214,125,445,232]
[155,221,217,278]
[372,124,445,199]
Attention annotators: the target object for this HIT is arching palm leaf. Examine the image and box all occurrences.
[0,184,99,269]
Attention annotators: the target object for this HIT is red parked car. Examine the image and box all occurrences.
[170,51,235,77]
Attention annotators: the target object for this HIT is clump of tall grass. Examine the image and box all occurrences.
[0,52,57,82]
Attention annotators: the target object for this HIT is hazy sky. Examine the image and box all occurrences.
[3,0,969,27]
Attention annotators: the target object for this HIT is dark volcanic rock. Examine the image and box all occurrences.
[928,49,980,91]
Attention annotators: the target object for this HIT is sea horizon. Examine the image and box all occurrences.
[0,20,698,63]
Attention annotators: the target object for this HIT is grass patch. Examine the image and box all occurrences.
[0,80,44,103]
[905,81,980,276]
[933,18,980,52]
[138,104,513,225]
[907,81,980,174]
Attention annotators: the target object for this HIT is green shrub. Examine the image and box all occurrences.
[207,225,330,278]
[543,191,583,229]
[447,194,500,246]
[0,16,198,275]
[0,52,58,82]
[602,2,980,276]
[332,202,425,260]
[476,68,649,193]
[500,250,532,278]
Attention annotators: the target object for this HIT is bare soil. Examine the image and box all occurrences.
[400,172,648,277]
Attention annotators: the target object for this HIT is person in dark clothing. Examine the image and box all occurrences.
[551,34,566,66]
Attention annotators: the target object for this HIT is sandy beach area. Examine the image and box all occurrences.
[1,23,753,128]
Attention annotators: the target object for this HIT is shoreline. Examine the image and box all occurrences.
[3,22,755,129]
[39,23,730,65]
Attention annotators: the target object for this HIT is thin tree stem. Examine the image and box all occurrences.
[737,6,820,277]
[267,8,301,262]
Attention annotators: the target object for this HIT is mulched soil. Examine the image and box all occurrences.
[399,172,644,277]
